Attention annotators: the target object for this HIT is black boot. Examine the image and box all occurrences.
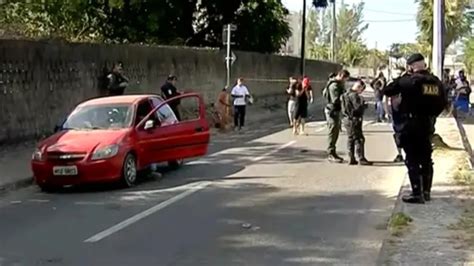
[348,154,357,165]
[356,140,372,165]
[328,152,344,163]
[422,161,434,202]
[403,169,425,204]
[359,158,373,166]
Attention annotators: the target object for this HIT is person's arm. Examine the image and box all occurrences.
[308,89,314,103]
[161,85,171,99]
[382,78,402,97]
[329,83,342,104]
[352,94,365,116]
[244,86,251,99]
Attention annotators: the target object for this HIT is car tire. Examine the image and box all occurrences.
[168,159,184,170]
[122,153,138,187]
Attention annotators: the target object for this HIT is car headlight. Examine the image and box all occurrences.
[32,148,44,161]
[91,144,120,160]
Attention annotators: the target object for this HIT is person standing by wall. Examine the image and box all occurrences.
[293,77,313,135]
[215,87,232,131]
[160,75,181,121]
[341,80,372,165]
[286,77,298,127]
[371,72,387,122]
[231,77,251,131]
[107,62,129,96]
[323,69,350,163]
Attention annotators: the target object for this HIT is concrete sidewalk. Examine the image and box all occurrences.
[379,117,474,264]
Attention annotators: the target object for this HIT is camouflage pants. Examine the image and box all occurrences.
[325,109,341,154]
[344,117,365,159]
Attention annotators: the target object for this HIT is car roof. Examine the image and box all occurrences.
[78,94,162,107]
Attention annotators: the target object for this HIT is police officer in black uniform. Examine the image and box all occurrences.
[161,75,181,121]
[383,53,447,204]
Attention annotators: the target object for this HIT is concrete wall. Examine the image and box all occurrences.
[0,40,340,144]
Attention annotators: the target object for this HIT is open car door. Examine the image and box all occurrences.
[136,93,210,164]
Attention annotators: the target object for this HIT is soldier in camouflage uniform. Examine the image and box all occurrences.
[341,80,372,165]
[323,70,350,163]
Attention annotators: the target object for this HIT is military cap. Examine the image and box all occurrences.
[406,53,425,65]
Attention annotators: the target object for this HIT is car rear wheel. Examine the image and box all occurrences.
[168,159,184,170]
[122,153,138,187]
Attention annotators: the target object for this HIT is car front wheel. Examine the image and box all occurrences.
[122,153,138,187]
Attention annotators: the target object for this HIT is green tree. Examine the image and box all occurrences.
[361,48,389,74]
[463,37,474,74]
[0,0,106,42]
[416,0,472,61]
[233,0,291,53]
[1,0,291,53]
[308,2,368,65]
[305,7,320,58]
[334,3,368,66]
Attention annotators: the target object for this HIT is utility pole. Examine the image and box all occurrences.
[300,0,307,76]
[226,24,232,87]
[330,0,336,62]
[432,0,443,78]
[223,24,237,87]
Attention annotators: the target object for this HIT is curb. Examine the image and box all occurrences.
[375,173,408,265]
[0,177,34,195]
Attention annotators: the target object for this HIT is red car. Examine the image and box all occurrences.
[31,93,210,191]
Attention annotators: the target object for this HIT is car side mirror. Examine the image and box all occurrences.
[144,120,155,130]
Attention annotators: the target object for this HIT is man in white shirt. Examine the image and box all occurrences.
[231,77,250,130]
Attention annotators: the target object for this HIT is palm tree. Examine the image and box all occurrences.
[416,0,472,65]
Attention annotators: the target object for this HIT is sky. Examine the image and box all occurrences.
[282,0,419,50]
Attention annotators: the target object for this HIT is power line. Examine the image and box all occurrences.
[365,9,416,16]
[364,19,416,23]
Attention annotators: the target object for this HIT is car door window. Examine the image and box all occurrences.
[135,100,158,126]
[150,97,178,126]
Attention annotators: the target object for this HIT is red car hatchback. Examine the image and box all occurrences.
[31,93,210,191]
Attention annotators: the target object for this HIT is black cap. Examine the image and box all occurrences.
[406,53,425,65]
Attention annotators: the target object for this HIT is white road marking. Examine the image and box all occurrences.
[28,199,50,203]
[251,141,296,162]
[83,140,297,243]
[75,201,106,206]
[10,201,22,204]
[83,181,211,243]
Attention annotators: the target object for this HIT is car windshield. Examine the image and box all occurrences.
[62,104,133,130]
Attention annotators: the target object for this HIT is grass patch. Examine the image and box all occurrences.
[388,212,413,237]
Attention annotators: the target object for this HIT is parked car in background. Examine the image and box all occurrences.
[31,93,210,192]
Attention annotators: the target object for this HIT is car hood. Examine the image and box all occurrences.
[39,129,129,153]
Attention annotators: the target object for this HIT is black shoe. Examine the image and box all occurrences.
[348,158,357,165]
[328,154,344,163]
[359,158,373,166]
[402,194,425,204]
[394,155,404,163]
[424,192,431,201]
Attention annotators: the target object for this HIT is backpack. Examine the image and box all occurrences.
[323,80,338,103]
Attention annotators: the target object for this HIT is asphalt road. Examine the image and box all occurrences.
[0,109,406,266]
